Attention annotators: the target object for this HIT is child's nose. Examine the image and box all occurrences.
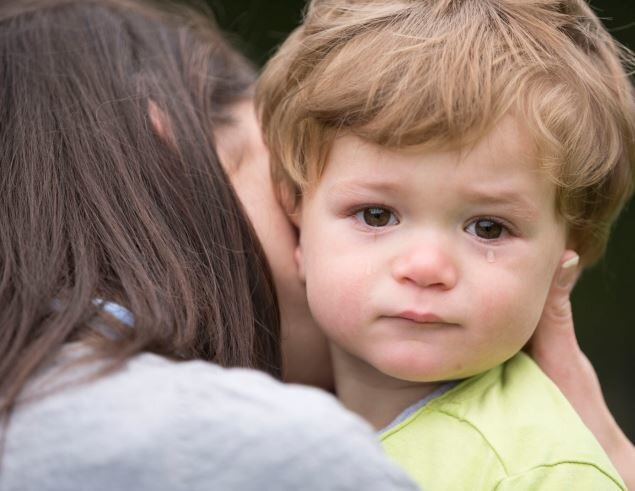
[391,241,457,290]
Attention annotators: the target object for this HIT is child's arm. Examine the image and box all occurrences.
[526,251,635,489]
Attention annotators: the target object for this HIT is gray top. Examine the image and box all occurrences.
[378,382,457,434]
[2,345,417,491]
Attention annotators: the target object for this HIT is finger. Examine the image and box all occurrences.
[557,251,580,291]
[544,250,579,321]
[527,250,580,353]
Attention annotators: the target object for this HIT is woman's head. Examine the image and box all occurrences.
[215,100,333,389]
[0,0,281,416]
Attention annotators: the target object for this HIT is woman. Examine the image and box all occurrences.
[0,0,631,489]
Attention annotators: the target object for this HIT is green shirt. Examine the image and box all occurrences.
[380,353,625,490]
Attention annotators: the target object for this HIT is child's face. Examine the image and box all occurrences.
[297,117,568,382]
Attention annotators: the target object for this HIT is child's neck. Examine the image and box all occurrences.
[330,344,444,431]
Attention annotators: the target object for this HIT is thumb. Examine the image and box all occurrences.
[556,251,580,292]
[548,250,580,322]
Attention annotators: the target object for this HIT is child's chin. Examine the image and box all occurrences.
[376,363,454,384]
[375,359,488,384]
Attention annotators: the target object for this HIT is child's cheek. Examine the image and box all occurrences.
[471,266,546,345]
[304,257,372,342]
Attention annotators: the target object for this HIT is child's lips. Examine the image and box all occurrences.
[392,310,454,325]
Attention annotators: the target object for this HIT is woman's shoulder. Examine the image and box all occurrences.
[3,349,416,491]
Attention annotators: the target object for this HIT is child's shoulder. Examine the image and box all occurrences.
[380,353,625,490]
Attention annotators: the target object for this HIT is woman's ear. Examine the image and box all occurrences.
[291,201,305,282]
[148,100,176,146]
[288,201,302,228]
[277,180,302,225]
[294,243,305,283]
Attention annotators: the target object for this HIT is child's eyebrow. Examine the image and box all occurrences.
[461,189,541,220]
[325,180,402,197]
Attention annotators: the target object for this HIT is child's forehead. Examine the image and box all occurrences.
[327,115,542,173]
[325,119,550,187]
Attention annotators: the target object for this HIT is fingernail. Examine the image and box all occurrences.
[562,254,579,270]
[558,253,579,288]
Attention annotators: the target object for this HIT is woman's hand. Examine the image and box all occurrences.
[526,250,635,488]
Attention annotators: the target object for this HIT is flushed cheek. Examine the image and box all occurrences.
[304,256,374,343]
[476,286,532,341]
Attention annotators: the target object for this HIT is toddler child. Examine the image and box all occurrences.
[256,0,634,489]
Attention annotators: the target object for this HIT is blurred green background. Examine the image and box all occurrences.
[209,0,635,439]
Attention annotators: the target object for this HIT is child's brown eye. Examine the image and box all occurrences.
[466,219,505,239]
[357,207,397,227]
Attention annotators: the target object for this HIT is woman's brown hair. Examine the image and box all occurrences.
[0,0,281,422]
